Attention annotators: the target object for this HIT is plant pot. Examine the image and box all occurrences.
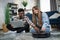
[2,23,9,32]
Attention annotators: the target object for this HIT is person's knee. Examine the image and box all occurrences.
[6,24,15,31]
[30,28,36,33]
[25,23,29,26]
[45,28,50,33]
[24,23,29,28]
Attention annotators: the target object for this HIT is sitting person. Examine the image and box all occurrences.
[30,6,51,35]
[5,8,40,34]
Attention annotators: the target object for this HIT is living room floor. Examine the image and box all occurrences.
[0,28,60,40]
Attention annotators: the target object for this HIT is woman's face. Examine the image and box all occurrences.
[32,8,39,15]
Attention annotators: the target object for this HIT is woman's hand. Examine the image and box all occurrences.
[41,27,46,31]
[34,27,40,33]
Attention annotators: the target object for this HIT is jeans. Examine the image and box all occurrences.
[30,26,50,33]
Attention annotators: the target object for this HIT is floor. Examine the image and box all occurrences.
[0,29,60,40]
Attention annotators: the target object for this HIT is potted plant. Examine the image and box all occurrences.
[22,0,28,10]
[5,4,10,25]
[3,4,10,32]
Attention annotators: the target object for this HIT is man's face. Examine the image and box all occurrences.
[18,11,24,18]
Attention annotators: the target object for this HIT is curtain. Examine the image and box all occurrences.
[50,0,57,11]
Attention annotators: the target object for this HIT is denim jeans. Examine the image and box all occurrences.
[30,26,50,33]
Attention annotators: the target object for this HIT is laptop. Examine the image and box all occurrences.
[10,20,25,28]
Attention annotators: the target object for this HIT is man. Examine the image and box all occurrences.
[5,8,40,34]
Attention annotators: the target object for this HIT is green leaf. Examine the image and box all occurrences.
[22,1,28,7]
[5,4,10,24]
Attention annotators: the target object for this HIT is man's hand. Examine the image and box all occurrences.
[34,27,40,33]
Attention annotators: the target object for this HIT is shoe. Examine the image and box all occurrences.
[4,31,16,34]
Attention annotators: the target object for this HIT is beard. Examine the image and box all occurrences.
[19,16,24,19]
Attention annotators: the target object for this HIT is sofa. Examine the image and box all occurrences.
[26,11,60,28]
[46,11,60,28]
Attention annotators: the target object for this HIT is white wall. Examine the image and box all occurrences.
[0,1,4,29]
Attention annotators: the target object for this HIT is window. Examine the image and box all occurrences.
[40,0,50,12]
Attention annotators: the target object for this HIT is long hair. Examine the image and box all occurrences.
[32,6,42,27]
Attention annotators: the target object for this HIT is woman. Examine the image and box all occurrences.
[30,6,51,33]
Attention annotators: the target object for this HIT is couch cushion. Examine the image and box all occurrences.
[26,13,32,21]
[46,11,59,17]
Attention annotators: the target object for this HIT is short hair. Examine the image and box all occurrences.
[18,8,24,12]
